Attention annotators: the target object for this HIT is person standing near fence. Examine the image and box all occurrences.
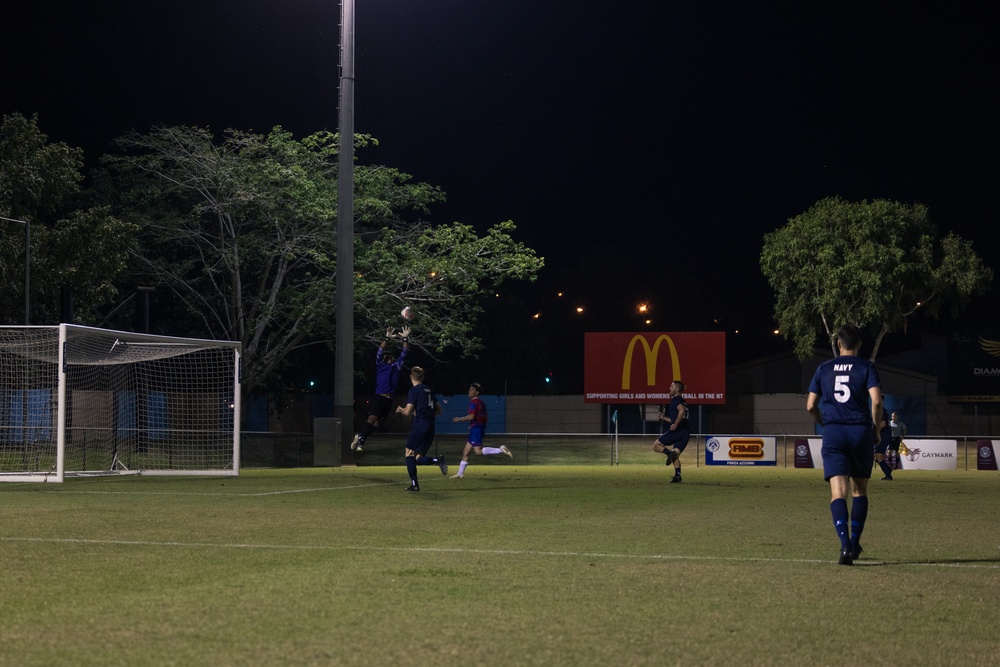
[651,380,689,483]
[396,366,446,492]
[806,325,882,566]
[450,382,513,479]
[889,411,907,471]
[876,403,894,481]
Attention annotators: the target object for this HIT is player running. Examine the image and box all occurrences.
[651,380,689,483]
[450,382,512,478]
[396,366,446,492]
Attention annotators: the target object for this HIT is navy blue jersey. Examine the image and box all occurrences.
[406,383,438,428]
[808,356,881,426]
[879,407,892,443]
[667,395,689,430]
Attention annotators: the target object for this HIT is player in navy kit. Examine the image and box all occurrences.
[651,380,689,483]
[450,382,512,479]
[396,366,446,491]
[806,325,882,565]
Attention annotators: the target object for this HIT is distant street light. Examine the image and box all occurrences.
[1,216,30,324]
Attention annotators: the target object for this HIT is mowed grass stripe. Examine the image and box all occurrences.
[2,466,999,667]
[3,535,998,569]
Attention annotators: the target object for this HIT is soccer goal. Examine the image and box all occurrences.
[0,324,241,482]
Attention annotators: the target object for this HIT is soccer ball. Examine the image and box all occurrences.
[400,306,415,321]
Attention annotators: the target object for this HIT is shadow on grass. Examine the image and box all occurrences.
[859,557,1000,568]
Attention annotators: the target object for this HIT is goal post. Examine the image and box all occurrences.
[0,324,241,482]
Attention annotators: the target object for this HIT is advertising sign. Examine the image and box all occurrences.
[794,438,823,468]
[794,438,958,471]
[584,332,725,404]
[977,439,999,471]
[947,330,1000,402]
[705,436,776,466]
[898,439,957,470]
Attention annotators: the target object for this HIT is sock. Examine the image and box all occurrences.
[482,447,502,455]
[850,496,868,552]
[358,422,375,443]
[416,455,438,466]
[831,498,850,550]
[674,463,681,476]
[405,456,417,485]
[458,460,469,475]
[879,460,893,478]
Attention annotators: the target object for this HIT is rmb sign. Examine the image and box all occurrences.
[583,332,726,404]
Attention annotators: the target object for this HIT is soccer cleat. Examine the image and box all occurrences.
[881,475,892,481]
[665,450,678,465]
[852,544,864,561]
[500,445,513,458]
[350,434,361,451]
[839,547,854,565]
[355,444,363,454]
[405,484,420,492]
[438,456,448,476]
[669,474,682,484]
[450,473,464,479]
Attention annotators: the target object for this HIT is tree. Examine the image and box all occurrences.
[100,125,543,395]
[0,113,136,324]
[761,196,992,361]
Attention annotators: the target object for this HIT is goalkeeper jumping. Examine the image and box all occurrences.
[351,326,411,453]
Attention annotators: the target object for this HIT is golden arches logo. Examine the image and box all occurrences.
[621,334,681,390]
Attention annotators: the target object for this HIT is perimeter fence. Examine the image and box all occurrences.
[240,431,996,471]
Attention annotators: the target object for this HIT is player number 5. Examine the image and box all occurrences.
[834,375,851,403]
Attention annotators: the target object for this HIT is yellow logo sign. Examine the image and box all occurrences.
[728,438,765,459]
[621,334,681,390]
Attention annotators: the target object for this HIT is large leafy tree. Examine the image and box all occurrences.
[100,125,543,394]
[0,113,136,324]
[761,196,992,361]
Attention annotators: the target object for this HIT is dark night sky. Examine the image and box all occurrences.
[5,1,1000,387]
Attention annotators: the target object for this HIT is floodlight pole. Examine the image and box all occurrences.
[1,216,30,324]
[335,0,356,463]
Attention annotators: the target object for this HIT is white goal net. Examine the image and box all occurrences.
[0,324,241,482]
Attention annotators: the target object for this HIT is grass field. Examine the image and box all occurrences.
[2,465,998,666]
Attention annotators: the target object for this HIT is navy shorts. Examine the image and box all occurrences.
[658,429,690,452]
[405,424,436,456]
[821,423,875,481]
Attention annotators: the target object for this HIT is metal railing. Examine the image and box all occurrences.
[237,431,997,471]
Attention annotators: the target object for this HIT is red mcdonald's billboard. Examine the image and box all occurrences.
[583,332,726,404]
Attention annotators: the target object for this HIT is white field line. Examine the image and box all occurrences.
[49,482,395,497]
[1,536,998,569]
